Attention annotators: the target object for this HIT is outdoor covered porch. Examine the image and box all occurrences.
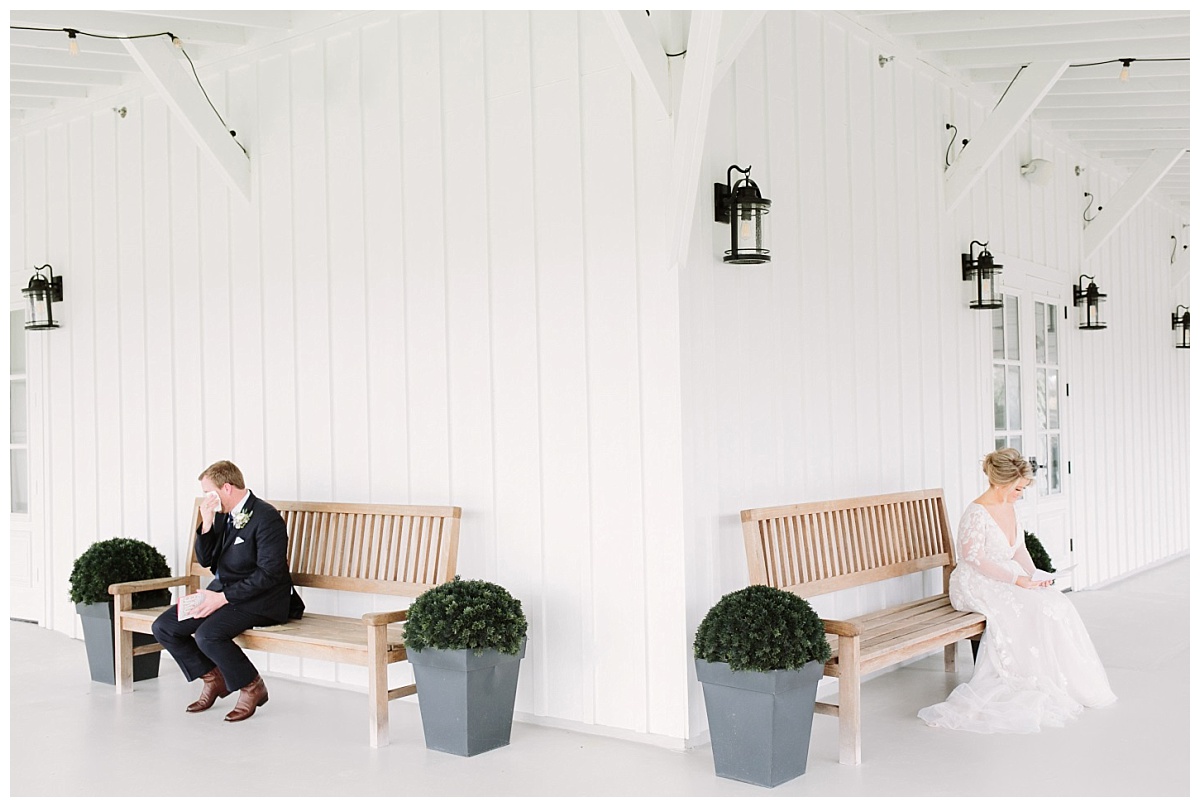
[9,556,1188,796]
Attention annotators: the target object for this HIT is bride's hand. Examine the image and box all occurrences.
[1016,576,1050,589]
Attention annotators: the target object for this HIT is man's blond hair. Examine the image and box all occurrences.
[199,460,245,489]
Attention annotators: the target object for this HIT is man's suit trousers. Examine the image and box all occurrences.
[152,602,264,692]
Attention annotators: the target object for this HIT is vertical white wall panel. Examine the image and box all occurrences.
[530,10,591,723]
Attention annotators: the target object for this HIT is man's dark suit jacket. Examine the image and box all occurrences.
[194,492,295,624]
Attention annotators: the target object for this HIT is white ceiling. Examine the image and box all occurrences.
[10,10,1191,216]
[850,9,1190,216]
[9,10,349,124]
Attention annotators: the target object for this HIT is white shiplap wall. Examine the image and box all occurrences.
[679,11,1189,732]
[11,10,690,744]
[10,9,1187,746]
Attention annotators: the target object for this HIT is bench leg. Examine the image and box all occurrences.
[838,636,861,765]
[366,623,389,748]
[114,594,134,694]
[944,641,957,672]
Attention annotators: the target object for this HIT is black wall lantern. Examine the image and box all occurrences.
[961,240,1003,309]
[1171,305,1190,349]
[714,164,771,264]
[1073,274,1107,330]
[21,264,64,330]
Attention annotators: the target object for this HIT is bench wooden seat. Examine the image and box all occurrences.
[110,499,461,748]
[741,488,984,766]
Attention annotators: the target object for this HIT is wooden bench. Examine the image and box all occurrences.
[110,499,461,748]
[741,488,985,766]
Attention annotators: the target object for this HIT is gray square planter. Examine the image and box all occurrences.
[695,657,825,788]
[76,601,164,685]
[408,637,526,756]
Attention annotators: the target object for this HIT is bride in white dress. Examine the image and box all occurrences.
[919,449,1117,733]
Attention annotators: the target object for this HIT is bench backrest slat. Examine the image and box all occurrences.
[742,489,955,599]
[188,499,461,598]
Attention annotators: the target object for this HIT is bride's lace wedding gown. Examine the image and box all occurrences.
[918,502,1116,733]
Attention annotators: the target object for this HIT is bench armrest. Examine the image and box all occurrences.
[822,618,862,637]
[363,610,409,627]
[108,575,197,597]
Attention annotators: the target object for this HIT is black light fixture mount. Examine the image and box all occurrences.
[1073,274,1107,330]
[21,264,65,330]
[1171,305,1190,349]
[961,240,1004,310]
[714,164,771,264]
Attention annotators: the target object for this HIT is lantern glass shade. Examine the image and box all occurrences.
[728,195,770,264]
[21,267,63,330]
[1074,280,1107,330]
[1172,308,1190,349]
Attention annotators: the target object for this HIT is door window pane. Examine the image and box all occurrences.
[1046,305,1058,364]
[1006,366,1021,430]
[1050,434,1061,494]
[1047,369,1059,429]
[992,308,1005,359]
[11,448,28,514]
[1036,303,1047,364]
[1005,296,1020,360]
[10,379,27,443]
[11,310,26,374]
[993,365,1006,430]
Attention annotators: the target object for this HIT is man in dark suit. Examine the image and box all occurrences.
[152,460,303,722]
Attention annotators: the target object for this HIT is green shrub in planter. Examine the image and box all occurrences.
[404,576,528,655]
[404,577,529,756]
[1024,531,1056,573]
[69,537,172,685]
[694,585,831,672]
[69,537,172,608]
[694,586,832,787]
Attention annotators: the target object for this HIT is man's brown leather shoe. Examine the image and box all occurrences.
[224,676,269,722]
[186,668,231,713]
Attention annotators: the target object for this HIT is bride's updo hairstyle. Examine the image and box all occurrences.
[982,448,1033,487]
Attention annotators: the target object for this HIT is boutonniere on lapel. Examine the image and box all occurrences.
[232,510,253,530]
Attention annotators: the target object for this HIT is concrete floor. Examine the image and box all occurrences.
[9,556,1189,797]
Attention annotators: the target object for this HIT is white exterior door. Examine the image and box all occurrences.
[10,309,44,623]
[990,278,1074,585]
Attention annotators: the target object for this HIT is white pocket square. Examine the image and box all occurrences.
[234,537,245,545]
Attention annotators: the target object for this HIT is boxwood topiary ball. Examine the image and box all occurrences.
[68,537,171,608]
[694,585,831,673]
[404,576,528,656]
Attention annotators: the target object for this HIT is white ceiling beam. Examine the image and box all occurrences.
[712,11,767,85]
[122,36,250,202]
[666,11,722,270]
[11,65,125,85]
[1083,148,1184,259]
[1038,91,1189,108]
[875,10,1186,36]
[10,97,58,109]
[912,16,1186,52]
[1041,76,1190,94]
[971,59,1189,83]
[1036,104,1187,120]
[10,44,146,72]
[10,11,247,47]
[10,81,89,98]
[131,11,295,30]
[602,10,669,117]
[937,38,1188,69]
[1048,118,1189,130]
[945,60,1068,212]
